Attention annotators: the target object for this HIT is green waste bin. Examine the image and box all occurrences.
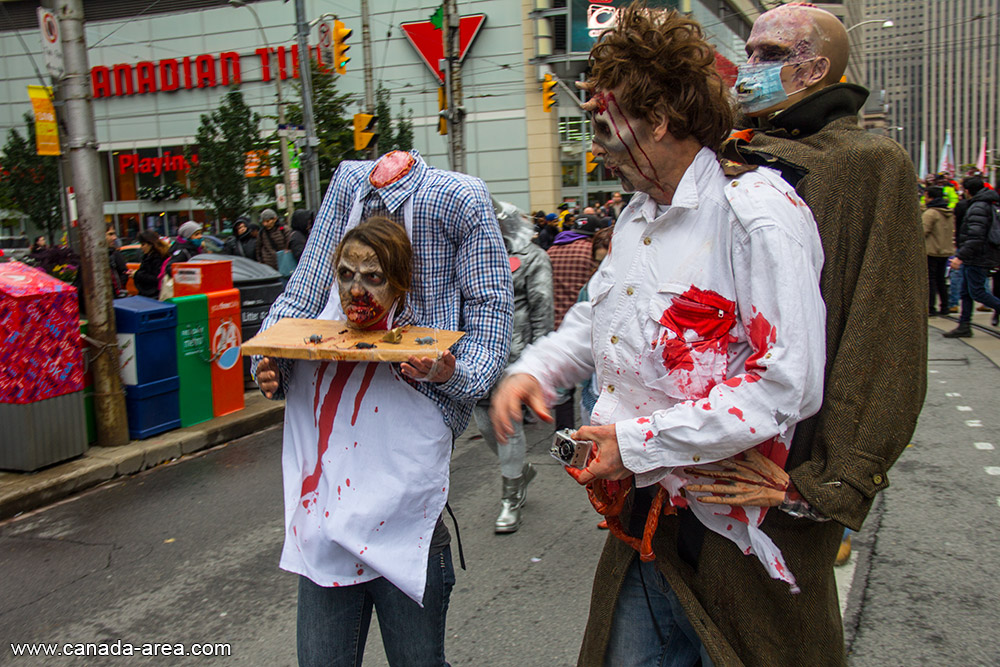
[170,294,213,427]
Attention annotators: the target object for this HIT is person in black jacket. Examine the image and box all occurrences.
[164,221,203,276]
[106,226,129,298]
[288,209,313,262]
[222,217,256,259]
[133,230,172,298]
[944,177,1000,337]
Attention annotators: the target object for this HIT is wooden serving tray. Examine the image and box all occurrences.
[241,317,465,362]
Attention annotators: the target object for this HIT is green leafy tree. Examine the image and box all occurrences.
[187,89,261,223]
[0,113,61,238]
[395,98,414,152]
[375,83,395,155]
[287,58,359,194]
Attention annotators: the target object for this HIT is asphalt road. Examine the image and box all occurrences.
[846,331,1000,665]
[3,329,1000,665]
[0,413,605,666]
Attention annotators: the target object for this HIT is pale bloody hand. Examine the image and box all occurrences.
[565,423,632,486]
[401,350,456,383]
[684,448,790,507]
[489,373,552,443]
[256,356,281,399]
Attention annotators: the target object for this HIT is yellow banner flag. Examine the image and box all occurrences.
[27,85,60,156]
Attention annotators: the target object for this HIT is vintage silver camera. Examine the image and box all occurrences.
[550,428,592,469]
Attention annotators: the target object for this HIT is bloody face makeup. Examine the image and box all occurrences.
[336,239,401,329]
[589,89,672,202]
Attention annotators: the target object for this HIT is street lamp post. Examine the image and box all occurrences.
[846,19,894,34]
[230,0,295,220]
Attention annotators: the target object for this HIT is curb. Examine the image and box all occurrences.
[0,392,284,521]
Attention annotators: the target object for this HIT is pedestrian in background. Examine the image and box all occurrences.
[256,208,291,271]
[924,185,955,315]
[473,203,553,533]
[164,221,203,276]
[222,216,256,259]
[944,176,1000,337]
[133,230,171,298]
[105,226,128,298]
[288,209,313,263]
[535,213,558,250]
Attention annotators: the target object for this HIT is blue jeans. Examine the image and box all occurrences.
[297,547,455,667]
[948,264,964,308]
[959,265,1000,324]
[605,557,712,667]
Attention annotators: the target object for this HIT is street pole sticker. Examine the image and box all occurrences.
[318,22,333,71]
[37,8,64,80]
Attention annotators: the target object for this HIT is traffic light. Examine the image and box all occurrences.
[353,113,377,151]
[438,86,448,135]
[333,20,352,74]
[586,151,598,174]
[542,73,557,113]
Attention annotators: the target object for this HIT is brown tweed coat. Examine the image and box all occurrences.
[578,84,927,667]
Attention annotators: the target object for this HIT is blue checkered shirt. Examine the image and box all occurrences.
[253,152,513,435]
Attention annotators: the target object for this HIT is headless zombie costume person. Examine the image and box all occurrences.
[279,214,453,605]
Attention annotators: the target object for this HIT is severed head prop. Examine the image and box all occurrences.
[333,216,412,329]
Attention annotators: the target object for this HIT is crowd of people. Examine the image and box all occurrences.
[920,172,1000,336]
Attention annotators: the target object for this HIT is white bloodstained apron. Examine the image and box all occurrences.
[279,194,452,606]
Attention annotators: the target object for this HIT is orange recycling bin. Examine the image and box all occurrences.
[172,259,233,297]
[206,289,244,417]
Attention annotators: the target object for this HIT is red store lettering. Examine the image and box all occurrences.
[117,151,199,176]
[91,46,327,98]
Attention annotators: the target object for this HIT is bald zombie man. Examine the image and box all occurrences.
[632,3,923,665]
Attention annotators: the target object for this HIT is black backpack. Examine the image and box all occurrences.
[988,203,1000,247]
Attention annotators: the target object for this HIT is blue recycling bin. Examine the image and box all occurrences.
[113,296,178,386]
[113,296,181,439]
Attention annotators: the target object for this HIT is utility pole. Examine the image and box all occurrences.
[294,0,321,211]
[442,0,465,173]
[360,0,378,159]
[57,0,129,447]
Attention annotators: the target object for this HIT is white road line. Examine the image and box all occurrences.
[957,406,974,411]
[929,370,939,373]
[975,442,995,450]
[939,380,948,384]
[986,467,1000,476]
[966,420,984,427]
[946,392,962,397]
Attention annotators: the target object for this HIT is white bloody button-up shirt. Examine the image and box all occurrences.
[509,147,826,588]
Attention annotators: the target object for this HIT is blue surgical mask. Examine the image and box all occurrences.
[734,62,789,114]
[189,237,203,248]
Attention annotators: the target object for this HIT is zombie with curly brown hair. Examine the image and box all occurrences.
[491,4,828,665]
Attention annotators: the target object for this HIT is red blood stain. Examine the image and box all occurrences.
[302,363,357,503]
[379,521,385,526]
[604,93,671,201]
[744,546,752,555]
[337,485,341,498]
[637,417,650,424]
[745,310,777,375]
[773,558,786,577]
[312,362,330,426]
[351,363,379,425]
[726,524,733,531]
[324,511,329,517]
[346,478,351,487]
[374,406,379,413]
[333,582,340,587]
[292,526,297,536]
[442,486,446,492]
[655,287,736,379]
[592,91,609,113]
[754,436,789,469]
[644,430,654,441]
[728,406,745,421]
[702,402,712,411]
[671,493,688,509]
[750,427,756,434]
[724,505,749,524]
[354,441,358,448]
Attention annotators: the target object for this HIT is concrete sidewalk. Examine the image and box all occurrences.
[0,391,284,520]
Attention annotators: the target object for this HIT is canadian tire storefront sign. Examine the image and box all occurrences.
[91,45,328,99]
